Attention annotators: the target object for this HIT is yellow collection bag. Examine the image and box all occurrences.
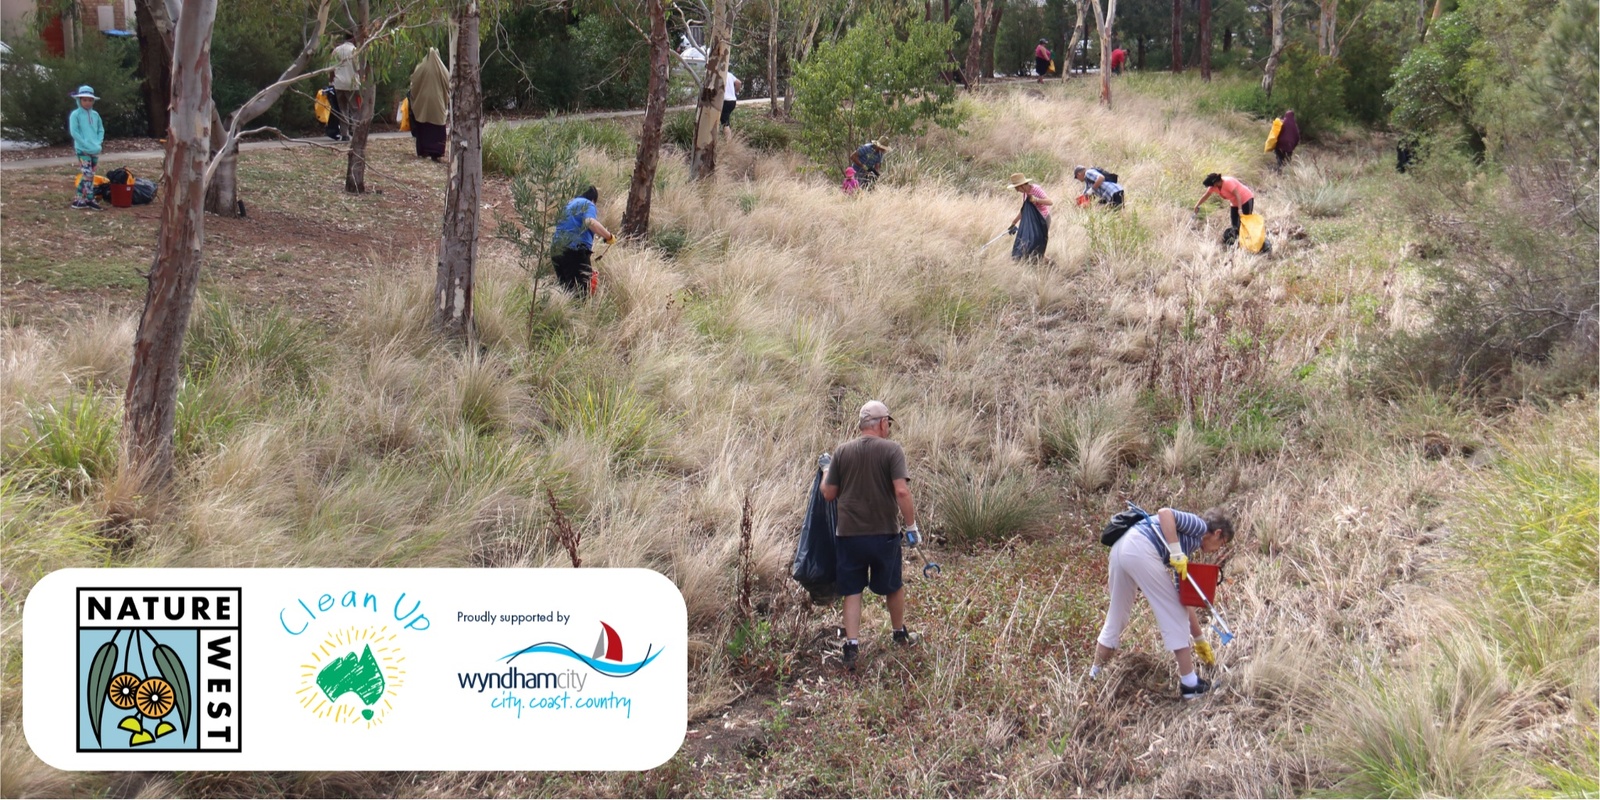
[1238,212,1267,253]
[1264,117,1283,152]
[314,90,331,124]
[397,97,411,132]
[1048,59,1056,74]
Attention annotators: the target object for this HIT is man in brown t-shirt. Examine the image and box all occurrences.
[821,400,920,670]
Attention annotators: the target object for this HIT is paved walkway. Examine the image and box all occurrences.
[0,98,773,171]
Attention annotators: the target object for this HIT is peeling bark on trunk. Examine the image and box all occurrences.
[436,2,481,343]
[1262,0,1284,95]
[1170,0,1183,72]
[1062,1,1087,81]
[1318,0,1338,56]
[622,0,670,238]
[132,0,173,136]
[1090,0,1118,106]
[690,0,731,180]
[1199,0,1212,81]
[983,3,1001,80]
[123,0,217,492]
[964,0,987,88]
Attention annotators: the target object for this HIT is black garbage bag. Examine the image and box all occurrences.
[131,178,157,205]
[790,461,839,604]
[1011,198,1048,260]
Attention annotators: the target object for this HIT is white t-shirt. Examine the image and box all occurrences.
[333,41,358,90]
[723,72,739,102]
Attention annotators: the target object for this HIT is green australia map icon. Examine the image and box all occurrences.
[316,644,385,720]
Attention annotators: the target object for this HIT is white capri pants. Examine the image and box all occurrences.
[1096,530,1193,652]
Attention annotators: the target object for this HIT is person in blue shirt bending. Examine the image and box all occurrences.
[551,186,615,296]
[69,85,105,210]
[848,140,890,188]
[1074,165,1125,209]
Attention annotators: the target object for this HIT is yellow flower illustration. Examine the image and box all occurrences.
[134,677,174,719]
[107,673,140,709]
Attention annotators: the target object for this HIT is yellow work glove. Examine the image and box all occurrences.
[1168,550,1189,582]
[1193,638,1216,667]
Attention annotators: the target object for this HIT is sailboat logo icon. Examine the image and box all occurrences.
[500,621,661,677]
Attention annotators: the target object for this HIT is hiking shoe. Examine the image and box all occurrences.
[71,201,90,210]
[1180,677,1212,701]
[86,200,104,210]
[892,627,920,647]
[841,641,859,672]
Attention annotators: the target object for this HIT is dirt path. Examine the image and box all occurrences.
[0,100,764,171]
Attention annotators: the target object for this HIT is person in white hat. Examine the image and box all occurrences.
[820,400,922,671]
[68,85,104,210]
[1006,172,1053,228]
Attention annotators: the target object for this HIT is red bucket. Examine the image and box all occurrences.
[1178,562,1220,608]
[109,183,133,208]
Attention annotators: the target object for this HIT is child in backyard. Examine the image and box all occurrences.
[69,85,104,210]
[841,166,860,196]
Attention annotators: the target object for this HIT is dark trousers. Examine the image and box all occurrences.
[553,247,594,295]
[327,89,355,138]
[1230,198,1255,231]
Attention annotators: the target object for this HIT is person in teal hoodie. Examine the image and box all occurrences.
[69,85,105,210]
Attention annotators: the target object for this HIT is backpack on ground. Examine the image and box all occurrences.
[104,166,134,185]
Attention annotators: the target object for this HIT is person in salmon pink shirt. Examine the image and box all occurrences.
[1193,173,1256,238]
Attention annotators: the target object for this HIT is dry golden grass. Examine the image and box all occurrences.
[1,76,1592,798]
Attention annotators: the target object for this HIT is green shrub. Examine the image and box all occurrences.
[0,37,144,144]
[1268,45,1347,139]
[651,225,691,259]
[792,13,965,167]
[663,110,696,150]
[735,110,793,152]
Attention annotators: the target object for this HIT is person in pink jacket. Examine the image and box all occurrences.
[1193,173,1256,238]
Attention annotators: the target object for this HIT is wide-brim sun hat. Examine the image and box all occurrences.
[1007,172,1032,189]
[71,85,99,100]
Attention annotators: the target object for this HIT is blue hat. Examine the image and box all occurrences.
[71,85,99,100]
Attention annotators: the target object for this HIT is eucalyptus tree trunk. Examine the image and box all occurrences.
[768,0,780,117]
[1090,0,1118,106]
[1062,1,1086,81]
[436,1,481,342]
[345,0,375,193]
[1199,0,1212,80]
[1261,0,1284,95]
[1170,0,1182,71]
[132,0,173,136]
[983,3,1001,80]
[1318,0,1338,56]
[622,0,670,238]
[963,0,987,88]
[690,0,731,180]
[124,0,218,492]
[203,0,332,216]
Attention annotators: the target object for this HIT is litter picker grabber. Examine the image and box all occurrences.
[1183,571,1235,645]
[910,544,942,578]
[978,227,1013,252]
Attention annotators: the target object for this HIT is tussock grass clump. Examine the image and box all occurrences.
[184,296,321,388]
[541,379,672,468]
[483,119,633,176]
[928,460,1043,548]
[1040,387,1147,491]
[5,389,121,499]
